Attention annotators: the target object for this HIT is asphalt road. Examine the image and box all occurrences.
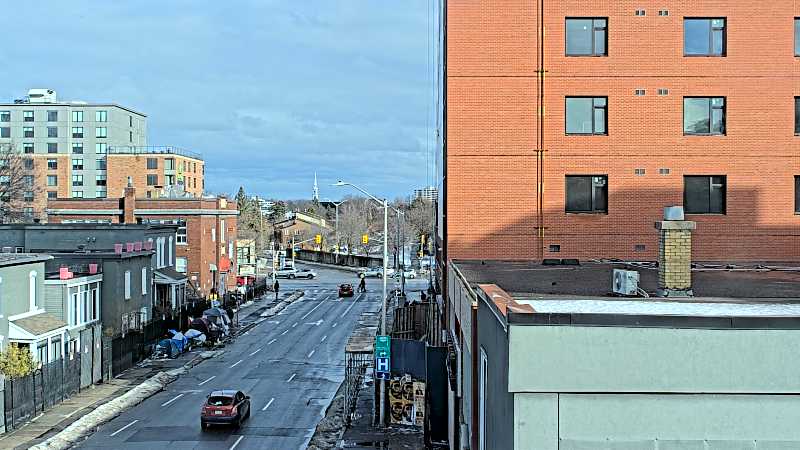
[76,263,430,450]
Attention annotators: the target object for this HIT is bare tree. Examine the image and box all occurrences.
[0,144,38,224]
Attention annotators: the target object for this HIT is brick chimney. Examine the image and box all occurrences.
[122,176,136,224]
[654,206,696,297]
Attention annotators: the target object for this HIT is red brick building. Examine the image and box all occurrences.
[444,1,800,262]
[46,185,238,296]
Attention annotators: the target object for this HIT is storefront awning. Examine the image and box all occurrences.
[154,268,188,285]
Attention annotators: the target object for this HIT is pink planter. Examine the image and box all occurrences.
[134,241,143,251]
[126,243,135,252]
[88,263,98,274]
[114,244,123,254]
[59,267,70,280]
[144,241,153,250]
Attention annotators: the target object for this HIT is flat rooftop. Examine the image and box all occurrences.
[455,260,800,329]
[0,253,51,267]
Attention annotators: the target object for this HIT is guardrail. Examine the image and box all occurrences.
[107,146,203,160]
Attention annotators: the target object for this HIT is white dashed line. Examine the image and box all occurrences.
[280,329,289,336]
[307,349,315,358]
[161,393,184,407]
[332,322,338,328]
[249,348,262,356]
[110,419,139,437]
[292,322,298,328]
[267,338,277,345]
[287,373,297,382]
[262,397,275,411]
[301,300,326,320]
[230,359,243,368]
[321,335,327,343]
[229,435,244,450]
[198,375,216,386]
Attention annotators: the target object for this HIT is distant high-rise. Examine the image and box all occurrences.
[413,186,438,202]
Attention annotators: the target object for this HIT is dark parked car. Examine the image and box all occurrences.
[200,390,251,430]
[338,283,354,297]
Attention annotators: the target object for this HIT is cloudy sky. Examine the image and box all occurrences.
[0,1,439,200]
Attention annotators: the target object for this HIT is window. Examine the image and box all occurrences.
[72,111,83,122]
[795,97,800,135]
[47,142,58,153]
[47,126,58,138]
[124,270,131,299]
[72,174,83,186]
[0,111,9,122]
[23,143,33,153]
[23,111,34,122]
[129,116,133,127]
[165,174,175,185]
[96,143,107,154]
[24,191,34,201]
[52,338,62,361]
[23,127,34,138]
[22,175,33,187]
[142,267,147,295]
[72,190,83,198]
[0,127,10,138]
[96,174,106,186]
[684,18,726,56]
[795,176,800,214]
[565,97,607,135]
[47,175,57,186]
[72,158,83,170]
[176,257,187,273]
[177,220,187,244]
[47,158,58,170]
[97,158,107,170]
[72,127,83,138]
[147,174,158,186]
[684,175,726,214]
[165,158,175,170]
[72,142,83,154]
[47,110,58,122]
[168,236,173,266]
[37,344,47,364]
[97,189,107,198]
[129,131,133,142]
[795,19,800,56]
[565,18,607,56]
[47,191,57,199]
[95,127,107,138]
[23,207,33,218]
[221,219,225,242]
[566,175,608,213]
[211,227,216,242]
[23,158,33,170]
[684,97,725,135]
[95,110,107,122]
[147,158,158,169]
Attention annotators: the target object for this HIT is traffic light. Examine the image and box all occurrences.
[314,234,322,244]
[362,234,369,244]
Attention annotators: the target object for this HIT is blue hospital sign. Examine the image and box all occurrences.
[376,356,390,373]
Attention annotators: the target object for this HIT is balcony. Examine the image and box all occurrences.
[107,145,203,161]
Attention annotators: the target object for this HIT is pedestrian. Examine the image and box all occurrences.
[273,278,280,300]
[358,276,366,293]
[420,291,428,302]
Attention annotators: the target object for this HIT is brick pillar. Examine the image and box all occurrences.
[655,218,696,297]
[123,178,136,224]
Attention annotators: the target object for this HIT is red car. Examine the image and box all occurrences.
[200,390,251,430]
[338,283,354,297]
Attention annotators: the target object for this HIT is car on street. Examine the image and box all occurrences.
[273,268,298,279]
[296,268,317,279]
[358,267,395,278]
[338,283,354,297]
[395,268,418,279]
[200,390,251,430]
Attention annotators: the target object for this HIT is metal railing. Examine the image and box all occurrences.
[107,145,203,160]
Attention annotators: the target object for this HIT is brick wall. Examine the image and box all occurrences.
[446,0,800,262]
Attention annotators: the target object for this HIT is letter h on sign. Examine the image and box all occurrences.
[376,357,390,373]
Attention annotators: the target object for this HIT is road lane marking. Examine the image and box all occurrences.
[281,329,289,336]
[304,319,323,326]
[198,376,216,386]
[340,294,362,318]
[110,419,139,437]
[230,435,244,450]
[262,397,275,411]
[307,349,315,358]
[230,359,244,368]
[249,348,262,356]
[287,373,296,382]
[267,338,277,345]
[64,407,83,418]
[161,393,184,407]
[292,322,298,328]
[321,335,327,343]
[332,322,338,328]
[300,299,327,320]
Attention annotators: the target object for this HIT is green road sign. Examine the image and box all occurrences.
[375,335,391,359]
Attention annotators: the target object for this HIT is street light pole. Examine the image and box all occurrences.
[333,181,389,427]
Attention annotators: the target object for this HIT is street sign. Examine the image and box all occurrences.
[375,357,390,373]
[375,371,391,380]
[375,335,391,359]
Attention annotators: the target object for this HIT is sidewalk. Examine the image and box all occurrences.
[0,291,286,450]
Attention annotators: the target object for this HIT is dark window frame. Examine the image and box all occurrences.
[684,175,727,214]
[565,175,608,214]
[795,18,800,57]
[795,97,800,135]
[146,174,159,186]
[0,127,9,138]
[23,127,34,138]
[565,96,608,135]
[47,110,58,122]
[47,142,58,154]
[795,176,800,214]
[684,17,727,57]
[47,126,58,138]
[565,17,608,57]
[683,96,726,136]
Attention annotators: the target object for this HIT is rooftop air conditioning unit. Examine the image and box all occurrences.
[613,269,639,296]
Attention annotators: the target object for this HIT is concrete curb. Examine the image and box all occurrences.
[260,290,305,318]
[29,351,223,450]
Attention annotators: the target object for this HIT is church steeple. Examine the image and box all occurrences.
[313,172,319,201]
